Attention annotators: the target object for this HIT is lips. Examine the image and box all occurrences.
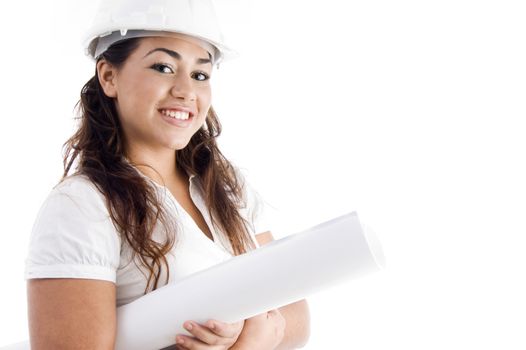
[160,109,191,120]
[159,109,194,128]
[158,106,195,118]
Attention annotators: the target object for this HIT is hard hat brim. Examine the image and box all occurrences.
[83,28,239,65]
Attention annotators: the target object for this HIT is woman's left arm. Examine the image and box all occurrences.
[255,232,311,349]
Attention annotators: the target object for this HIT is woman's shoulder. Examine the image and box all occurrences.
[51,173,103,199]
[230,164,276,235]
[44,173,109,217]
[27,173,121,283]
[53,173,95,191]
[231,165,260,204]
[230,164,250,193]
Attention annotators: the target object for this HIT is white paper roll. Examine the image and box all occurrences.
[0,342,28,350]
[115,211,384,350]
[2,211,384,350]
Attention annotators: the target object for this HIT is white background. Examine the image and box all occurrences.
[1,0,525,348]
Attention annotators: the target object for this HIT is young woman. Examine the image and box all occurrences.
[25,2,310,349]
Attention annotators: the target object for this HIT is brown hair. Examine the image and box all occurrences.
[62,37,255,294]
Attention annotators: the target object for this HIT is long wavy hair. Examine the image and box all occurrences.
[62,37,256,294]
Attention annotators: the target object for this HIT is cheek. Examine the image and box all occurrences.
[198,88,212,115]
[120,70,160,100]
[196,97,211,129]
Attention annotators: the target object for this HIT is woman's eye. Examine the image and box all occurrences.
[192,71,210,81]
[151,63,174,74]
[150,63,209,81]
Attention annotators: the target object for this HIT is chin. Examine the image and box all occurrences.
[170,140,191,150]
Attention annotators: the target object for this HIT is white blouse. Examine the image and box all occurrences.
[24,166,272,307]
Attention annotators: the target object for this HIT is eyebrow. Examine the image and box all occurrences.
[143,48,212,65]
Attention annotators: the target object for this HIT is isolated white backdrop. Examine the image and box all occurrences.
[1,0,525,348]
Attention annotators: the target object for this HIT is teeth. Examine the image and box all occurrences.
[161,109,190,120]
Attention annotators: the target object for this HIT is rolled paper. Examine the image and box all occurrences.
[2,211,384,350]
[115,211,384,350]
[0,342,27,350]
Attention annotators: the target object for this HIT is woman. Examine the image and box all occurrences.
[25,1,310,349]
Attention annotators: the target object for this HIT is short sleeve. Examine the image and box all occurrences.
[24,175,121,283]
[234,167,276,247]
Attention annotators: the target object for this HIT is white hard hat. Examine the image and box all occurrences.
[82,0,237,65]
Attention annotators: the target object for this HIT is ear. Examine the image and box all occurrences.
[97,59,118,98]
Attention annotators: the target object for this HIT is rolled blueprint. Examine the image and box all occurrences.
[1,211,384,350]
[116,211,385,350]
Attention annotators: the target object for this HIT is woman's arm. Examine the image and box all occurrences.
[255,232,311,349]
[27,278,116,350]
[172,230,311,350]
[275,300,310,350]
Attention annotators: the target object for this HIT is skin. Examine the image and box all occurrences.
[97,35,213,183]
[100,35,310,349]
[27,35,309,349]
[27,279,117,349]
[176,232,310,350]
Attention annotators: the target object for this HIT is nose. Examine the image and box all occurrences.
[170,73,197,101]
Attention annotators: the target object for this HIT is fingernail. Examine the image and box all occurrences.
[176,336,185,344]
[210,322,216,329]
[185,322,193,331]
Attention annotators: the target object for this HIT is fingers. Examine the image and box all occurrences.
[174,335,209,350]
[204,319,244,338]
[179,321,226,346]
[176,319,244,349]
[267,309,280,316]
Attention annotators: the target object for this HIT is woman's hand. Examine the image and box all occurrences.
[175,319,244,350]
[231,309,286,350]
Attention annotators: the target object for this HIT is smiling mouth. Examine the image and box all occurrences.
[159,109,193,120]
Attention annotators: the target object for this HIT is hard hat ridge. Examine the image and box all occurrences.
[83,0,238,65]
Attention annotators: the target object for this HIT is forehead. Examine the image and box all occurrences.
[135,36,211,59]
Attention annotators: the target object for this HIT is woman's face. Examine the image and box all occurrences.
[100,35,213,153]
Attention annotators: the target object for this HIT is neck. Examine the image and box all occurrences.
[125,145,185,188]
